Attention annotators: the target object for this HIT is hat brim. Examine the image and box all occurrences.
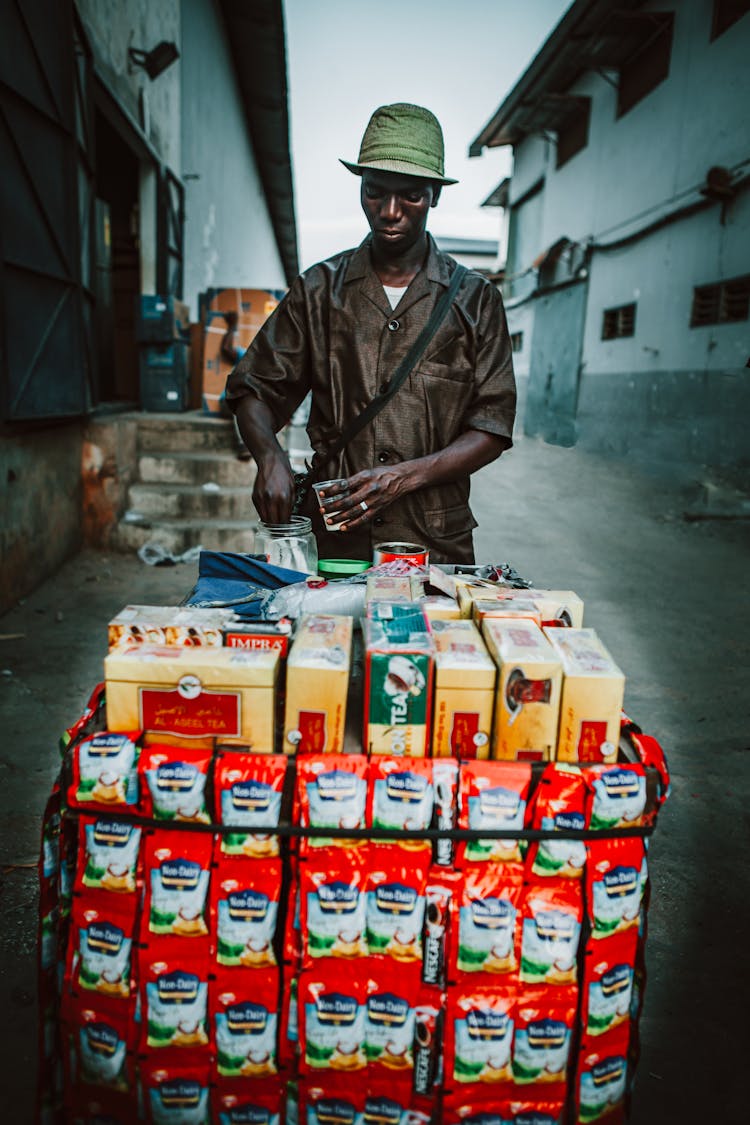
[340,157,458,186]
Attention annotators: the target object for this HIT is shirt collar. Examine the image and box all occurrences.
[343,233,450,288]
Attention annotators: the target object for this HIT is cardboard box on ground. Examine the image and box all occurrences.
[197,287,285,416]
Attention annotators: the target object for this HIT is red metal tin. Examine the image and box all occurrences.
[373,541,429,566]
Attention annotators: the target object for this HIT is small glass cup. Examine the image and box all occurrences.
[313,478,349,532]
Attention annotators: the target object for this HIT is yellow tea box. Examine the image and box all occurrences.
[108,605,233,649]
[365,575,413,607]
[482,619,563,762]
[472,598,543,628]
[526,590,584,628]
[418,595,461,622]
[104,644,279,750]
[544,628,624,763]
[431,619,496,759]
[283,614,353,754]
[364,603,434,757]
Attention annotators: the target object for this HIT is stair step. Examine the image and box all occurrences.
[136,412,239,454]
[138,451,256,487]
[128,482,257,521]
[114,517,259,555]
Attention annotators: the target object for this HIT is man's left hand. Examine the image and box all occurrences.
[319,465,409,532]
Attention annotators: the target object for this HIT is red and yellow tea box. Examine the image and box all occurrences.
[431,619,496,759]
[104,644,279,751]
[544,628,624,764]
[482,619,563,762]
[283,614,353,754]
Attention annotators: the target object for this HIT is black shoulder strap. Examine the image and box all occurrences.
[310,263,468,473]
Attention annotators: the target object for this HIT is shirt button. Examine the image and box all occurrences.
[388,319,400,332]
[377,450,390,463]
[373,516,385,527]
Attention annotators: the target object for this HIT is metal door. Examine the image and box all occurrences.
[524,279,588,446]
[157,166,184,299]
[0,0,95,420]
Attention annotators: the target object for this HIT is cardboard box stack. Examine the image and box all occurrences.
[197,287,285,415]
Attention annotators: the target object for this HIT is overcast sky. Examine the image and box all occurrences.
[284,0,571,270]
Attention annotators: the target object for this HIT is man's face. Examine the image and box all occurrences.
[360,170,440,256]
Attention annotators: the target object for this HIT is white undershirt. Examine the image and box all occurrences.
[383,284,408,310]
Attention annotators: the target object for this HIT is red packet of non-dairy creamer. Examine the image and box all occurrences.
[512,985,577,1087]
[70,894,137,1001]
[66,994,135,1093]
[211,858,282,968]
[139,744,212,824]
[519,880,583,986]
[300,855,368,966]
[211,1081,282,1124]
[458,760,532,865]
[69,731,141,810]
[586,838,647,941]
[365,855,429,963]
[297,753,368,853]
[299,968,368,1075]
[139,1057,211,1123]
[576,1028,630,1123]
[582,931,638,1039]
[75,815,142,896]
[210,969,280,1079]
[140,952,210,1052]
[528,763,588,879]
[214,752,287,858]
[453,865,523,978]
[143,831,212,941]
[445,985,515,1087]
[368,756,434,856]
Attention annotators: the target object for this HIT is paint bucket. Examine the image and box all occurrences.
[373,541,429,566]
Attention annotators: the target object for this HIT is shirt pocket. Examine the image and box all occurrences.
[411,361,476,449]
[419,501,477,564]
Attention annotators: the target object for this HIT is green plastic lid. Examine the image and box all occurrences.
[318,558,371,578]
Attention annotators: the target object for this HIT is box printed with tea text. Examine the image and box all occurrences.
[482,619,563,762]
[364,605,435,758]
[283,615,353,754]
[104,645,279,751]
[544,628,625,764]
[431,619,496,759]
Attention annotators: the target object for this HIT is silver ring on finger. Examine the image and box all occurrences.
[360,500,368,512]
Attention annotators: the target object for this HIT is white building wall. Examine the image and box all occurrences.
[76,0,181,170]
[583,191,750,377]
[180,0,286,315]
[533,0,750,254]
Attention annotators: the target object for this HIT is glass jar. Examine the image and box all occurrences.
[256,516,318,574]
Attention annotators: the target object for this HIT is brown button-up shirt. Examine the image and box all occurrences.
[225,234,516,563]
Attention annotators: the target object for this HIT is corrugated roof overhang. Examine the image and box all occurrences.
[220,0,299,284]
[469,0,666,154]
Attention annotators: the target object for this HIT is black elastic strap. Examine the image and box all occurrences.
[310,263,468,474]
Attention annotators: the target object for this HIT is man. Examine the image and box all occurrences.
[226,103,515,563]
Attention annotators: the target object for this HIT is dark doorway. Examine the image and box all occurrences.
[94,109,140,403]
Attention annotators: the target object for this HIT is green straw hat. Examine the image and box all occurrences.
[341,103,458,186]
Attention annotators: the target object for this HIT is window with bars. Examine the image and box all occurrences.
[617,14,674,117]
[690,275,750,326]
[510,332,524,353]
[711,0,750,39]
[602,304,636,340]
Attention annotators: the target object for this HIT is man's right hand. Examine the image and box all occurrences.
[252,452,295,524]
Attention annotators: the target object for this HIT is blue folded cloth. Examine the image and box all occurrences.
[184,552,307,618]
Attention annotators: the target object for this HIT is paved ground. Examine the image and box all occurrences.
[0,434,747,1122]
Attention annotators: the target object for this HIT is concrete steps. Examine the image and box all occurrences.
[113,411,261,554]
